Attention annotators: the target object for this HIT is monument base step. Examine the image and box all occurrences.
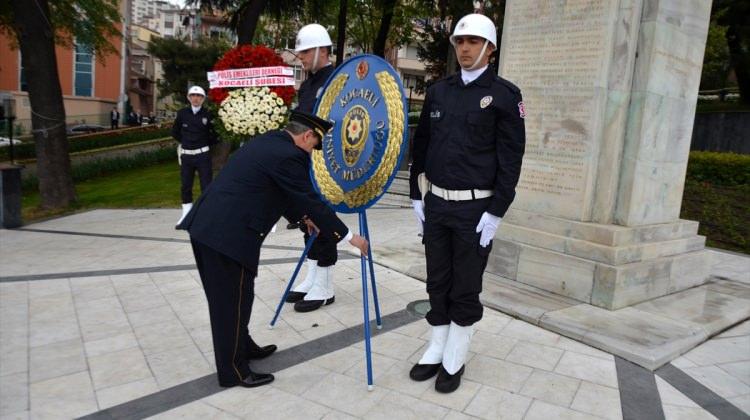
[370,243,750,371]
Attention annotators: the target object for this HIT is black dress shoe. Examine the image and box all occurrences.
[220,371,274,388]
[435,365,465,393]
[285,291,306,303]
[293,296,335,312]
[247,344,277,360]
[409,363,441,381]
[286,222,299,229]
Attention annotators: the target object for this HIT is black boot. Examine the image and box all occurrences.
[285,291,306,303]
[220,370,274,388]
[435,365,465,393]
[247,337,277,360]
[293,296,335,312]
[409,363,441,381]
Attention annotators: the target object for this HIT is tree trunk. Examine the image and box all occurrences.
[10,0,76,209]
[236,0,267,45]
[335,0,347,66]
[726,26,750,104]
[373,0,397,57]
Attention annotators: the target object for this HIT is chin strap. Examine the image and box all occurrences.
[468,40,490,70]
[312,47,320,73]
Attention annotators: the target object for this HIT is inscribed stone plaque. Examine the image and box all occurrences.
[499,0,619,220]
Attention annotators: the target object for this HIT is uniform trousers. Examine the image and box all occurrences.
[181,152,212,203]
[423,192,493,327]
[301,227,338,267]
[191,238,255,385]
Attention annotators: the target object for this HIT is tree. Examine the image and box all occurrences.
[700,17,731,91]
[148,36,231,105]
[1,0,121,209]
[713,0,750,104]
[189,0,305,45]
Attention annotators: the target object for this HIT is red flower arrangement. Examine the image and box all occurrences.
[209,45,295,105]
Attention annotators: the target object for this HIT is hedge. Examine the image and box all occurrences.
[21,146,177,191]
[686,151,750,186]
[0,127,171,161]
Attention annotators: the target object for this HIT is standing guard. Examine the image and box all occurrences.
[408,13,526,393]
[284,23,341,313]
[172,85,218,228]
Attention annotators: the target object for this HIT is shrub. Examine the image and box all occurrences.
[686,151,750,186]
[0,127,171,161]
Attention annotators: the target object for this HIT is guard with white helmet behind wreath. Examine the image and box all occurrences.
[408,13,526,393]
[172,85,219,228]
[283,23,342,313]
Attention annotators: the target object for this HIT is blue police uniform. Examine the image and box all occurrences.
[409,67,526,327]
[172,106,218,203]
[180,129,348,386]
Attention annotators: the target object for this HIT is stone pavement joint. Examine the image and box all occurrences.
[77,309,421,420]
[615,357,665,420]
[656,364,750,420]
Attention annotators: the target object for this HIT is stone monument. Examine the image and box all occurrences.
[491,0,712,309]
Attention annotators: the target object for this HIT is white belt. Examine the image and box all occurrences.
[427,180,493,201]
[181,146,209,155]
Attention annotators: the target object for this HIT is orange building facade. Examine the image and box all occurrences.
[0,28,125,134]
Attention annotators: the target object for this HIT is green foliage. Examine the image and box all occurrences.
[22,146,177,191]
[0,0,121,57]
[700,13,731,90]
[682,180,749,253]
[415,1,505,88]
[0,127,171,161]
[686,151,750,186]
[682,151,749,254]
[147,36,231,105]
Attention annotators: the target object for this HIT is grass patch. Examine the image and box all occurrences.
[22,161,202,221]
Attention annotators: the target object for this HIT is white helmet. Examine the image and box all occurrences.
[187,85,206,97]
[295,23,332,52]
[450,14,497,47]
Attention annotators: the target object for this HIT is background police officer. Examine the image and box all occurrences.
[284,23,341,313]
[408,14,526,393]
[172,85,218,228]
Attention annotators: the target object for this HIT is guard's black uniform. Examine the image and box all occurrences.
[409,68,525,327]
[171,106,218,203]
[294,64,338,267]
[180,130,348,386]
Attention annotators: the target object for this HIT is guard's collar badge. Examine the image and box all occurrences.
[480,96,493,109]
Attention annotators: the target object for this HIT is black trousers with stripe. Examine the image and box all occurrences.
[191,238,254,385]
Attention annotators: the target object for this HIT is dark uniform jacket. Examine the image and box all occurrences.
[179,130,349,269]
[171,107,218,149]
[297,64,334,113]
[409,67,526,218]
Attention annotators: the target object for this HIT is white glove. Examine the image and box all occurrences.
[475,212,501,247]
[412,200,425,235]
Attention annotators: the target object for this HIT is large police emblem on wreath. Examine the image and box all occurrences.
[311,54,408,213]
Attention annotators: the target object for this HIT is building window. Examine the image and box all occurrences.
[293,65,303,81]
[164,20,173,29]
[19,53,28,92]
[74,42,94,97]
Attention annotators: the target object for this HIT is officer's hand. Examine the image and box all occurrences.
[349,234,369,256]
[303,218,319,235]
[475,212,501,247]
